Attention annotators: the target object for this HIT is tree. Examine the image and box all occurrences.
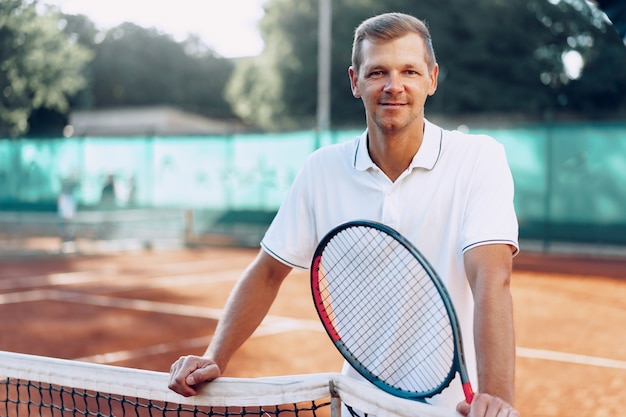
[90,23,236,118]
[226,0,626,131]
[227,0,320,130]
[559,0,626,115]
[57,12,100,110]
[0,0,93,137]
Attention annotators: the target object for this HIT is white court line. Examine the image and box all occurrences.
[133,257,254,275]
[74,336,213,364]
[75,318,326,365]
[74,321,324,365]
[2,287,322,334]
[6,287,324,365]
[52,290,227,319]
[139,270,241,289]
[0,268,241,291]
[50,290,323,332]
[80,339,626,370]
[0,289,51,304]
[0,270,114,291]
[0,257,250,291]
[6,287,626,371]
[7,286,624,372]
[0,288,224,318]
[0,288,224,317]
[517,347,626,370]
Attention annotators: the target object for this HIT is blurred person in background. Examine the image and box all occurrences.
[98,173,117,239]
[57,175,78,252]
[100,174,117,209]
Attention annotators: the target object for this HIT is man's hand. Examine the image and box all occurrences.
[456,393,520,417]
[168,355,221,397]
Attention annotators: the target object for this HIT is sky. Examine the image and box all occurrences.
[42,0,267,58]
[39,0,590,75]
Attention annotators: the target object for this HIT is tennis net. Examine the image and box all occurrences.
[0,351,456,417]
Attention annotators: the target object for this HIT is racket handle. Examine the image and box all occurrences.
[462,382,474,404]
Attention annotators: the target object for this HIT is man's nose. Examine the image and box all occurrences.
[384,73,403,93]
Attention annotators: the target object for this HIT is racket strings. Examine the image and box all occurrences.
[317,226,455,394]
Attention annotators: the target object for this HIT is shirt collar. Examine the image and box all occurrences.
[353,119,442,172]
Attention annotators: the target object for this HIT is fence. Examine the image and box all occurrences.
[1,122,625,248]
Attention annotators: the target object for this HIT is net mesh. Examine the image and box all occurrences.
[2,381,326,417]
[0,351,455,417]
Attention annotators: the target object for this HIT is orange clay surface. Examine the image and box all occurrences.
[1,247,625,417]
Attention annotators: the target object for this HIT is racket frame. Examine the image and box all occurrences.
[311,220,474,403]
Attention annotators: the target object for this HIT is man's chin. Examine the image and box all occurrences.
[373,118,409,132]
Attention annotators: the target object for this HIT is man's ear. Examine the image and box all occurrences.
[428,63,439,96]
[348,66,361,98]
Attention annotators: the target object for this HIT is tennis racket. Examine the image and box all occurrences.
[310,220,474,404]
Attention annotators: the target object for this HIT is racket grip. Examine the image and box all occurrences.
[462,382,474,404]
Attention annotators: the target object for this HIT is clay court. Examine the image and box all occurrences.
[1,244,625,417]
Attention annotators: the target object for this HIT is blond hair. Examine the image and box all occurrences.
[351,12,437,72]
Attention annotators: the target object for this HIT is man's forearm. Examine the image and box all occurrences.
[473,286,516,404]
[204,252,290,371]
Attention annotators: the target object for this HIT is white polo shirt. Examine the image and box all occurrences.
[260,119,519,409]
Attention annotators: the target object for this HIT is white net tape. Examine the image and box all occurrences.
[0,351,458,417]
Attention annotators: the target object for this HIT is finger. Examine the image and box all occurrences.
[168,357,202,397]
[465,393,499,417]
[485,397,506,417]
[499,405,520,417]
[490,399,519,417]
[168,370,198,397]
[456,400,471,416]
[186,362,221,386]
[469,393,519,417]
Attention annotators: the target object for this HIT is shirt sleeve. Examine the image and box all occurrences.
[260,156,317,269]
[461,137,519,255]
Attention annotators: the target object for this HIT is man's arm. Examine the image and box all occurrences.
[463,243,516,404]
[168,249,292,396]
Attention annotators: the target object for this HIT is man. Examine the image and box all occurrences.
[169,12,520,417]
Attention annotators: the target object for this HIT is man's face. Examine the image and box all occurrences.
[349,33,438,134]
